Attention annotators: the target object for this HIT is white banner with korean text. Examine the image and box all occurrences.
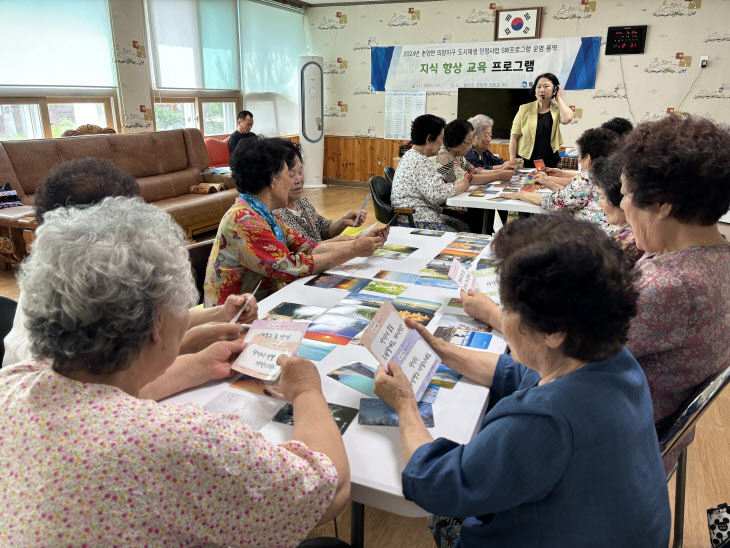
[371,37,601,92]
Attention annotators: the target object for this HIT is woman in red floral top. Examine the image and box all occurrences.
[204,138,387,306]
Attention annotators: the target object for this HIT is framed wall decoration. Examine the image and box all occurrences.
[494,8,542,41]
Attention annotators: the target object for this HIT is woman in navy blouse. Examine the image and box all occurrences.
[374,214,670,548]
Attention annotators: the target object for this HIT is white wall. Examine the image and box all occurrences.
[304,0,730,145]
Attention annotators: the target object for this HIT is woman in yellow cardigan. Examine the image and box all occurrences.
[509,73,574,169]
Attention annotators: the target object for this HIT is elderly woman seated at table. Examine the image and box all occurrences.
[619,113,730,473]
[506,127,618,230]
[432,119,514,185]
[205,137,387,305]
[391,114,471,232]
[274,141,366,242]
[0,197,350,546]
[3,159,258,386]
[465,114,520,171]
[374,214,670,548]
[591,153,644,263]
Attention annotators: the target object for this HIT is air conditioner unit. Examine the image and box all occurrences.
[300,56,325,189]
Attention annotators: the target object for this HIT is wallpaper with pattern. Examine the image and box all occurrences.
[304,0,730,145]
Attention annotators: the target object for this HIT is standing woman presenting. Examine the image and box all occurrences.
[510,73,574,168]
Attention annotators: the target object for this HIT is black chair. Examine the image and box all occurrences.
[383,166,395,185]
[0,295,19,366]
[368,175,415,227]
[186,239,215,305]
[658,364,730,548]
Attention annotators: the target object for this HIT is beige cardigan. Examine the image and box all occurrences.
[510,100,563,159]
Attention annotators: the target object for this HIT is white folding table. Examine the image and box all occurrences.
[163,227,507,547]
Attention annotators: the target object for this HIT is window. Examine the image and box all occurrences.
[153,97,240,136]
[0,104,44,141]
[239,0,306,135]
[0,0,115,88]
[0,97,115,140]
[148,0,240,90]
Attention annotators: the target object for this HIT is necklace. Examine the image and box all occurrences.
[695,233,723,247]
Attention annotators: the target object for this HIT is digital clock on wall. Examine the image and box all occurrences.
[605,25,647,55]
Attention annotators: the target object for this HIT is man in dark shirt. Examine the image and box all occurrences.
[228,110,257,153]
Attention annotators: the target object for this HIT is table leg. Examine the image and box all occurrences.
[483,210,496,235]
[498,210,509,226]
[351,502,365,548]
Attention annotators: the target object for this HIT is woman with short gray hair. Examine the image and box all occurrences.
[0,196,350,546]
[465,114,520,171]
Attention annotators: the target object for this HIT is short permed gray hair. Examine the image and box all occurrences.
[468,114,495,138]
[19,196,198,375]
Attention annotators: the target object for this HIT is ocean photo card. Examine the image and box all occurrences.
[296,339,337,361]
[264,302,326,322]
[448,258,477,293]
[358,398,434,428]
[361,301,440,402]
[415,277,460,290]
[374,270,420,284]
[327,361,377,397]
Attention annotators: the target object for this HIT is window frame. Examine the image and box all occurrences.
[153,94,242,137]
[0,91,118,139]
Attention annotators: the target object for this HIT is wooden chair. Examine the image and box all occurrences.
[61,124,116,137]
[186,239,215,305]
[658,364,730,548]
[368,175,415,227]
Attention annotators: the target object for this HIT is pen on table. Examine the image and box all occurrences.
[229,279,262,324]
[354,195,371,227]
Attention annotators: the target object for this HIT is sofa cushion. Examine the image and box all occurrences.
[109,133,164,177]
[137,167,203,203]
[56,134,117,165]
[153,188,238,231]
[150,130,189,174]
[204,137,230,168]
[2,139,64,198]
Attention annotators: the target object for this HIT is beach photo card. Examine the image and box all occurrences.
[273,402,359,435]
[327,361,377,397]
[431,364,463,389]
[264,302,326,322]
[304,314,370,346]
[374,270,420,284]
[358,398,434,428]
[360,279,408,297]
[295,339,337,361]
[392,296,442,325]
[328,302,381,321]
[410,228,445,237]
[203,390,284,430]
[361,301,440,401]
[373,244,418,260]
[448,258,477,293]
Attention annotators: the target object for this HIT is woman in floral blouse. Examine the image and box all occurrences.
[0,197,350,546]
[391,114,471,232]
[274,141,367,242]
[590,153,644,264]
[205,138,387,306]
[507,127,618,230]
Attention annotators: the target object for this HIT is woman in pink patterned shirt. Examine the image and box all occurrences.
[0,197,350,547]
[620,114,730,474]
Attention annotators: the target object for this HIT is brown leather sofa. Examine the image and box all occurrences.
[0,128,236,266]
